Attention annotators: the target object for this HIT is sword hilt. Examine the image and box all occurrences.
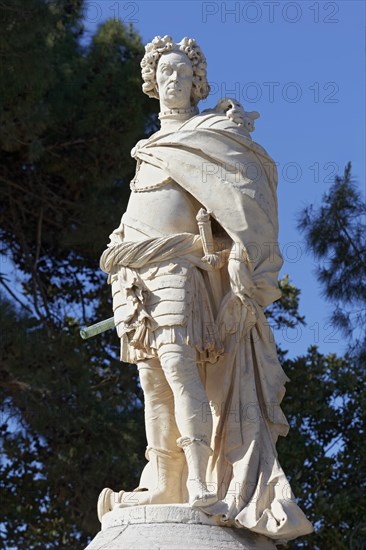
[80,317,115,339]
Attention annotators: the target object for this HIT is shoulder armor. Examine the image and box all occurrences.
[203,98,260,135]
[131,138,149,158]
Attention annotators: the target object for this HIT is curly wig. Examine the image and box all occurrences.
[141,35,210,106]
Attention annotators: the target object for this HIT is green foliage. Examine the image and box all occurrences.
[0,0,158,326]
[0,1,158,547]
[266,274,306,329]
[280,163,366,549]
[278,348,366,549]
[1,296,145,548]
[298,162,366,359]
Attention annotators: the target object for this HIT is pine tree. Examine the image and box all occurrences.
[0,1,158,546]
[0,0,158,326]
[298,162,366,360]
[276,163,366,549]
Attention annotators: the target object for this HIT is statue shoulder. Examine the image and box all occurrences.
[131,138,149,159]
[194,98,260,137]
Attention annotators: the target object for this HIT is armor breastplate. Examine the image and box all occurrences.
[130,161,173,192]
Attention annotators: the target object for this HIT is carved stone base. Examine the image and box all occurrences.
[85,504,277,549]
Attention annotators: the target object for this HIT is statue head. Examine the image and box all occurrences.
[141,36,210,108]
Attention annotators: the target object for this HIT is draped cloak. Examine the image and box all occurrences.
[104,108,313,542]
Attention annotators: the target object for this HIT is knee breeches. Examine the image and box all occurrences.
[138,342,212,450]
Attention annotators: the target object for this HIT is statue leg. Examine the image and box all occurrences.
[138,358,181,451]
[98,358,185,515]
[157,342,217,507]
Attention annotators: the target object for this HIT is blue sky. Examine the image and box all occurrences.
[83,0,365,357]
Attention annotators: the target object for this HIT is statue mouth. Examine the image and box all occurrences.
[167,84,182,93]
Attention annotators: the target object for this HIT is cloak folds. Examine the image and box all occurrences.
[133,112,313,541]
[136,111,283,308]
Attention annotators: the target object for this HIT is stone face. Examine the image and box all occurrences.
[85,505,276,550]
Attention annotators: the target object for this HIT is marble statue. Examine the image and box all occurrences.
[97,35,313,543]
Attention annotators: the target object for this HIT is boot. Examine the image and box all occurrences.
[177,437,218,507]
[97,487,123,522]
[97,447,185,520]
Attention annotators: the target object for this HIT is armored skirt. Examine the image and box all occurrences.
[99,217,223,365]
[110,257,223,365]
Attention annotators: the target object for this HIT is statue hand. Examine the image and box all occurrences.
[228,257,255,301]
[202,249,230,270]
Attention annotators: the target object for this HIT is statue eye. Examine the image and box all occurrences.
[179,65,191,76]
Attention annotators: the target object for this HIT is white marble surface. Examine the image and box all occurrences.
[97,34,313,543]
[86,505,277,550]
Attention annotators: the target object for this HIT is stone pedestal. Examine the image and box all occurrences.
[85,504,277,549]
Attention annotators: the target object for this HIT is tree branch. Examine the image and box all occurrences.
[333,210,366,270]
[0,277,33,315]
